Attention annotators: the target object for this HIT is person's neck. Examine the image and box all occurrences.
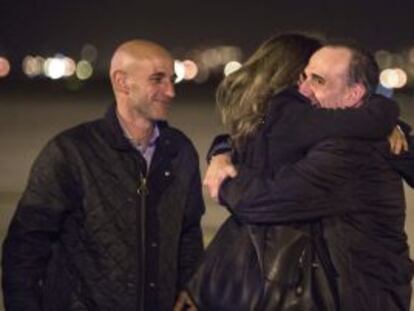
[116,108,154,148]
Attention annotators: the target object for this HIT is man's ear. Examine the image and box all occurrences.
[345,83,366,107]
[111,70,129,94]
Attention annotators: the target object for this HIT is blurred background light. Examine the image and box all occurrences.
[63,57,76,77]
[198,46,243,73]
[193,63,210,84]
[393,53,405,67]
[393,68,408,88]
[44,56,67,80]
[375,50,393,69]
[0,57,11,78]
[81,43,98,63]
[380,69,399,89]
[224,61,242,76]
[219,46,243,63]
[22,55,45,77]
[182,59,198,80]
[76,60,93,80]
[406,63,414,78]
[201,48,222,68]
[174,60,185,83]
[380,68,407,89]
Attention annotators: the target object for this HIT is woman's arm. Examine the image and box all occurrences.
[218,139,365,224]
[264,89,399,150]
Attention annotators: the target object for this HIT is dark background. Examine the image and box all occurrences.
[1,0,414,78]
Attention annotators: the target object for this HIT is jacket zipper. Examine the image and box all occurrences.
[138,171,148,311]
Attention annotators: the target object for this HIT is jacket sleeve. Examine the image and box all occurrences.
[313,94,399,139]
[266,92,400,149]
[368,119,414,187]
[219,139,363,224]
[177,153,205,289]
[206,134,232,163]
[2,139,79,311]
[205,92,399,164]
[378,135,414,188]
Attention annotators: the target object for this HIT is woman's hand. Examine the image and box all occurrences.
[388,125,408,155]
[203,153,237,202]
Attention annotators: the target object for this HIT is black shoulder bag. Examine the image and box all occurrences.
[186,216,339,311]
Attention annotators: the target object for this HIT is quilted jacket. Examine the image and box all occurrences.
[2,104,205,311]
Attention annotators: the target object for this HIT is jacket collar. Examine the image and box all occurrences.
[102,104,178,159]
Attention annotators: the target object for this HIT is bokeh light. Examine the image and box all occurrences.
[184,45,243,83]
[201,48,222,68]
[392,53,404,67]
[224,61,242,76]
[23,56,45,77]
[0,57,11,78]
[380,69,399,88]
[174,60,185,83]
[63,57,76,77]
[219,46,243,63]
[76,60,93,80]
[182,60,198,80]
[380,68,407,89]
[81,43,98,63]
[193,63,210,84]
[375,50,393,69]
[44,57,66,80]
[394,68,408,88]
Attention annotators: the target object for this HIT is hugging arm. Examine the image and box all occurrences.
[219,139,363,224]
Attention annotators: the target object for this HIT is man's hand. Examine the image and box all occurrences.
[388,125,408,155]
[203,153,237,202]
[173,291,197,311]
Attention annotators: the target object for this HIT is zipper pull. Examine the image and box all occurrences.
[137,173,148,196]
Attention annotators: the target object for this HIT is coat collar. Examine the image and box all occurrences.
[102,103,178,159]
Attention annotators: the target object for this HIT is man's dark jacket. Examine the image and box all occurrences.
[218,90,413,310]
[2,105,205,311]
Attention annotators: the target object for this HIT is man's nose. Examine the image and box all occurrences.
[165,81,175,98]
[298,79,312,97]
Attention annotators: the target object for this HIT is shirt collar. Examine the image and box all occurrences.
[116,111,160,151]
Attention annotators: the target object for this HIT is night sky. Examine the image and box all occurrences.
[1,0,414,76]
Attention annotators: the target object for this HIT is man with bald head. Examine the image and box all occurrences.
[2,39,205,311]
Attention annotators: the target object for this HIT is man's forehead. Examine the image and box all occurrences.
[307,47,351,75]
[135,56,174,73]
[312,47,350,65]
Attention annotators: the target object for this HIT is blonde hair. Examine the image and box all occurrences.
[217,33,322,148]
